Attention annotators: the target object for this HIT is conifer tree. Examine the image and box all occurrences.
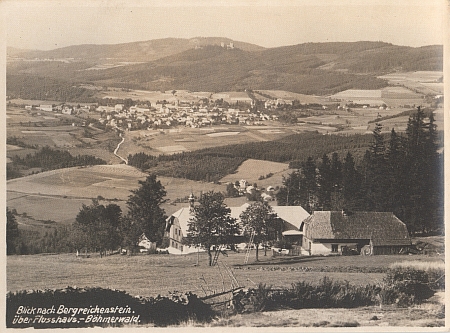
[362,123,389,211]
[317,154,333,210]
[341,152,363,210]
[403,107,441,233]
[126,174,167,245]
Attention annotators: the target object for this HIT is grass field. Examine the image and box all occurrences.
[6,164,232,223]
[123,125,299,157]
[6,248,445,328]
[211,301,444,327]
[378,71,443,95]
[220,159,292,188]
[7,251,443,297]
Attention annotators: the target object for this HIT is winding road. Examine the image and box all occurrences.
[114,133,128,164]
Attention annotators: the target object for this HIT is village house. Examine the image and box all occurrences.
[138,233,156,253]
[301,211,411,256]
[165,200,310,255]
[39,104,53,112]
[115,104,124,112]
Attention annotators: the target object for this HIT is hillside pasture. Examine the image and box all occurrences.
[8,125,83,149]
[7,193,92,224]
[6,165,148,222]
[124,125,298,157]
[6,145,37,159]
[378,71,443,95]
[6,164,229,223]
[220,159,291,187]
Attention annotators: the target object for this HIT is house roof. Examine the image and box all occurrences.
[303,211,411,246]
[169,204,310,236]
[272,206,310,231]
[282,230,303,236]
[170,207,193,236]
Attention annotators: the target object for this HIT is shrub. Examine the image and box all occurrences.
[231,284,274,313]
[233,278,378,313]
[380,267,437,307]
[389,261,445,290]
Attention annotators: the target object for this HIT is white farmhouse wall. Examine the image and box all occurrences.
[309,242,358,255]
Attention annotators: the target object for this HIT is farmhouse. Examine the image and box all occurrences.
[301,211,411,256]
[165,202,310,255]
[138,233,156,253]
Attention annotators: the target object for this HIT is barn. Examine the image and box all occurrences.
[165,202,310,255]
[301,211,411,255]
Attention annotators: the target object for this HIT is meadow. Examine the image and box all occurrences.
[7,251,443,297]
[123,124,298,157]
[7,251,445,327]
[220,159,292,187]
[378,71,443,95]
[7,163,263,223]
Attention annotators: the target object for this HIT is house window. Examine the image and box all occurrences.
[178,229,181,236]
[331,244,338,253]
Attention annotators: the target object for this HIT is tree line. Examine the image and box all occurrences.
[8,146,106,179]
[276,107,443,235]
[127,132,378,182]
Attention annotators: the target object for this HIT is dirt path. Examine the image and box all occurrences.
[114,134,128,164]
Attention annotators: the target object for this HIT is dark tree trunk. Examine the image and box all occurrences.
[208,247,212,266]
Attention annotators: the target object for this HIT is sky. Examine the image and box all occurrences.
[2,0,447,51]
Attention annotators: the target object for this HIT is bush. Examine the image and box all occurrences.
[231,284,274,313]
[381,267,436,306]
[232,278,378,313]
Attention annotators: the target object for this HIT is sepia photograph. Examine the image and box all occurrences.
[2,0,447,330]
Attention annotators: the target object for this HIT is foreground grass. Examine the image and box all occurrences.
[7,252,445,328]
[7,251,443,298]
[208,301,445,327]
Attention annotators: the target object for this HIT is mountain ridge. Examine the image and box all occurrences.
[7,37,265,62]
[6,39,443,99]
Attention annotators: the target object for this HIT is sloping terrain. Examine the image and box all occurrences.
[7,37,265,62]
[7,41,443,100]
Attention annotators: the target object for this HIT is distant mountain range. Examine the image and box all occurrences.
[7,37,265,62]
[7,38,443,100]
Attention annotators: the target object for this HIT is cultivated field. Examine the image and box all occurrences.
[378,71,443,95]
[256,90,323,104]
[122,125,299,157]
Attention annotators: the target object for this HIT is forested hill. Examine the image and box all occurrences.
[7,37,265,62]
[7,40,443,99]
[75,42,443,93]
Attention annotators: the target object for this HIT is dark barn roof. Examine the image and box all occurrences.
[303,211,411,246]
